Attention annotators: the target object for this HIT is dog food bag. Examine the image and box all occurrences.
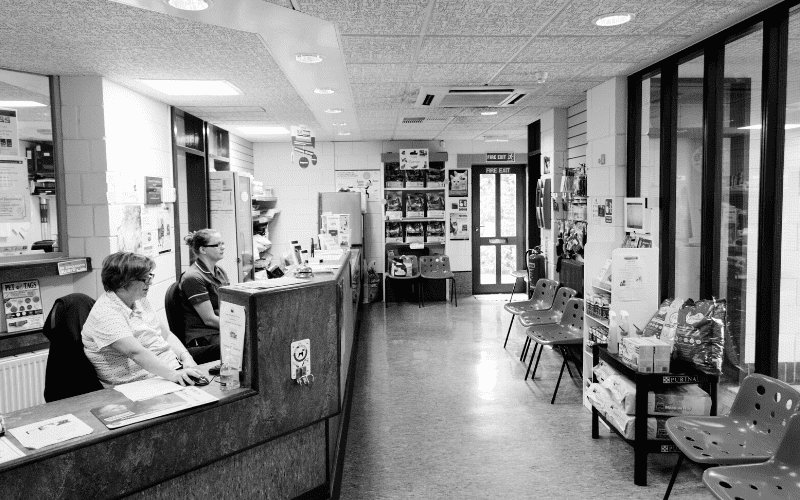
[673,298,727,375]
[642,297,689,345]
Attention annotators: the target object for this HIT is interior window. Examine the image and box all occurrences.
[0,68,59,261]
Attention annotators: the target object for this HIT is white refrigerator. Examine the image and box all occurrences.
[209,171,254,283]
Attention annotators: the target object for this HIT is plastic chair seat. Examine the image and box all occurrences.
[504,299,552,315]
[386,255,422,307]
[421,269,453,279]
[702,412,800,500]
[518,310,562,328]
[526,324,583,345]
[666,416,781,465]
[510,270,527,279]
[419,255,457,307]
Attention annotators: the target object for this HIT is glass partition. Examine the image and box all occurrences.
[0,68,61,262]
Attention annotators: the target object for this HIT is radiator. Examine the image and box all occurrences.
[0,349,48,413]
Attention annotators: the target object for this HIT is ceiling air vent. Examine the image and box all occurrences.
[402,117,425,124]
[416,86,532,108]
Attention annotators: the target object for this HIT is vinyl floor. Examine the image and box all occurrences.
[339,296,713,500]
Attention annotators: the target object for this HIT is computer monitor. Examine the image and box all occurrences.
[624,197,650,234]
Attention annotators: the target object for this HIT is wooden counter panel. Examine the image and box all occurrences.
[123,421,327,500]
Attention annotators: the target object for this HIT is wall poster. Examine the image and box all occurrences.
[399,148,428,170]
[0,160,30,223]
[0,108,19,159]
[448,169,468,197]
[449,213,469,240]
[334,169,382,200]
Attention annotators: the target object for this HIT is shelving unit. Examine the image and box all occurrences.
[251,189,279,272]
[591,344,718,486]
[582,244,659,409]
[383,160,447,247]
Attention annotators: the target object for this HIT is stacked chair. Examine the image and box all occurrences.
[518,286,577,362]
[662,374,800,500]
[524,298,584,403]
[503,278,558,348]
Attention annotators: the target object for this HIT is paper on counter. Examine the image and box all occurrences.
[0,437,25,463]
[232,276,307,290]
[175,386,219,405]
[114,378,183,402]
[8,414,93,450]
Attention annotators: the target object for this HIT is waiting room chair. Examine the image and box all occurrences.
[385,255,422,308]
[43,293,102,402]
[518,286,577,362]
[419,255,457,307]
[502,278,558,348]
[702,412,800,500]
[662,374,800,500]
[525,298,584,404]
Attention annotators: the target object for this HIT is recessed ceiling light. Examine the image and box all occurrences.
[295,54,323,64]
[481,111,498,116]
[139,79,240,96]
[593,12,635,27]
[165,0,211,11]
[0,100,46,107]
[237,126,290,134]
[485,138,509,142]
[325,109,342,114]
[338,132,351,136]
[314,88,335,95]
[332,122,347,126]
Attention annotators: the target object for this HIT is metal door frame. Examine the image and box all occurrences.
[470,164,527,294]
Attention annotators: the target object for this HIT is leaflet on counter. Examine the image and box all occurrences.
[8,414,93,450]
[91,387,218,430]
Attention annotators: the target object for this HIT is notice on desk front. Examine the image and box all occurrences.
[220,301,246,370]
[2,280,43,333]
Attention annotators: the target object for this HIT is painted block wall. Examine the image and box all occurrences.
[539,108,568,279]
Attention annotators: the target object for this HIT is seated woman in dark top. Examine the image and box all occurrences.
[180,229,229,355]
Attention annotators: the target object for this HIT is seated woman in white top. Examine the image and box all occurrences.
[82,251,204,387]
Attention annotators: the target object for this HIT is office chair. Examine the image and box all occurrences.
[43,293,102,402]
[165,279,220,364]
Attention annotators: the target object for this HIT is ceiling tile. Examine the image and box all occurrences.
[540,0,700,36]
[609,36,688,62]
[582,63,636,79]
[535,80,604,95]
[451,115,503,125]
[412,64,505,84]
[481,128,527,136]
[396,122,449,131]
[419,36,529,63]
[458,107,520,118]
[399,106,461,118]
[341,36,417,63]
[350,83,407,100]
[393,131,439,140]
[428,0,572,36]
[258,0,294,8]
[516,94,585,108]
[651,1,770,36]
[442,123,493,131]
[516,36,635,62]
[347,64,411,83]
[499,110,550,125]
[436,131,482,140]
[296,0,430,35]
[494,62,595,83]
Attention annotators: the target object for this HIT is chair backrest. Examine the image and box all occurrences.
[729,373,800,444]
[551,287,577,314]
[774,412,800,465]
[165,279,186,344]
[42,293,102,402]
[419,255,451,276]
[557,298,584,331]
[530,278,559,307]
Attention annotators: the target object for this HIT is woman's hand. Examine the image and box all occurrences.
[172,367,204,386]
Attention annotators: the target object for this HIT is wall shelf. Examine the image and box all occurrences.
[0,256,92,282]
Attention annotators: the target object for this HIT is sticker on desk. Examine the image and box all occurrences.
[291,339,310,380]
[57,258,88,275]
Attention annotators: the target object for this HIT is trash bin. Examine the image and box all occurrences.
[367,269,382,303]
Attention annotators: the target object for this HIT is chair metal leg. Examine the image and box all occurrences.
[562,347,574,379]
[504,315,515,348]
[508,278,519,302]
[530,344,544,380]
[662,454,683,500]
[418,279,423,308]
[521,337,532,362]
[525,343,538,380]
[551,350,569,404]
[451,277,457,307]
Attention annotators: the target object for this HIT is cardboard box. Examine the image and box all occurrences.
[648,385,712,416]
[620,337,672,373]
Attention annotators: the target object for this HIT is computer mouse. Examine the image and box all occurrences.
[208,364,221,376]
[189,374,210,387]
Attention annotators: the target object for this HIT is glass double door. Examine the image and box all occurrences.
[471,165,526,294]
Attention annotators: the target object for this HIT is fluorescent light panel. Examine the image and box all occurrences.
[139,79,241,96]
[238,126,289,134]
[0,101,46,107]
[166,0,211,11]
[481,111,498,116]
[314,88,335,94]
[593,12,635,26]
[325,109,342,114]
[296,54,323,64]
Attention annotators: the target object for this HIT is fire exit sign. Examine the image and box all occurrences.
[486,153,514,162]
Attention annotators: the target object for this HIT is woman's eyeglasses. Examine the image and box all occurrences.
[134,273,156,285]
[203,242,224,248]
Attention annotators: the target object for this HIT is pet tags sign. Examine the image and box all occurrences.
[2,280,43,333]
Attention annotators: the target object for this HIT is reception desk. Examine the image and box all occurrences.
[0,250,362,499]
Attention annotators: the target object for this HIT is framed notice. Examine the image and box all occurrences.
[2,280,44,333]
[448,169,468,197]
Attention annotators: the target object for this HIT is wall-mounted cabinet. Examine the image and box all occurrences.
[207,124,230,172]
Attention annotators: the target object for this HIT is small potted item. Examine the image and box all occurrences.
[294,262,314,279]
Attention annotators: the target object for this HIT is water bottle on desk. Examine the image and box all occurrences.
[219,349,240,391]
